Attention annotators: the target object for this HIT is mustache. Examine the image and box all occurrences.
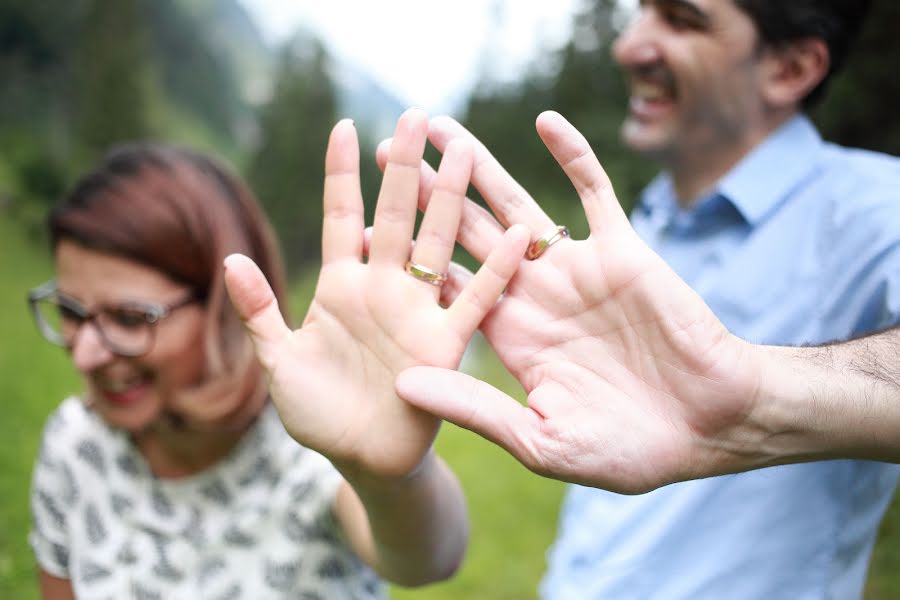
[626,64,677,93]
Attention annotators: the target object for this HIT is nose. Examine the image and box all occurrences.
[612,9,662,68]
[69,321,116,372]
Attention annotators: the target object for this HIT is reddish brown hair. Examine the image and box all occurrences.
[49,143,288,374]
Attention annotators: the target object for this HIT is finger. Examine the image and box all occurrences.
[322,119,365,265]
[535,111,630,237]
[364,226,413,262]
[396,366,542,468]
[377,137,506,264]
[409,139,472,298]
[369,108,428,266]
[446,224,530,337]
[223,253,292,370]
[429,116,555,236]
[439,261,474,308]
[362,225,374,257]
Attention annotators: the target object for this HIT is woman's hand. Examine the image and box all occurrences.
[224,109,529,481]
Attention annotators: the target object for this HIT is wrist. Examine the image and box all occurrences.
[335,450,438,499]
[747,342,886,466]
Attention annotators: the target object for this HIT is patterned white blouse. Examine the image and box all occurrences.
[30,398,385,600]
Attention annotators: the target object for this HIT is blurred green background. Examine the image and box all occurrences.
[2,0,900,598]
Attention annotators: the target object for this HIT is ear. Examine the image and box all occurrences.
[759,38,830,109]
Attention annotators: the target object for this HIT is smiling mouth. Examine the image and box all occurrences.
[626,65,677,114]
[94,375,151,405]
[632,80,673,102]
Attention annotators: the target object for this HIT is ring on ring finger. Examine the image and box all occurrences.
[405,261,449,286]
[526,225,569,260]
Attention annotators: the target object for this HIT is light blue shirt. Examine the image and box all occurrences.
[540,116,900,600]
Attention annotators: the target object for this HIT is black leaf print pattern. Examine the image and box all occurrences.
[37,489,67,528]
[117,541,138,565]
[116,452,140,475]
[200,478,232,505]
[223,525,255,547]
[283,512,311,543]
[77,439,106,475]
[238,456,278,487]
[151,487,174,517]
[363,573,382,596]
[132,582,162,600]
[291,481,314,502]
[110,493,134,517]
[153,559,185,582]
[283,512,339,545]
[317,557,348,580]
[51,543,70,570]
[60,463,79,505]
[80,560,112,583]
[85,503,107,544]
[264,558,302,591]
[211,583,243,600]
[183,506,207,547]
[198,556,226,587]
[148,532,185,582]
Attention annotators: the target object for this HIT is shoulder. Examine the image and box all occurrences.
[817,145,900,221]
[33,397,124,490]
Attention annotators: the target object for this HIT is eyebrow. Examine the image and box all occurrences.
[645,0,713,29]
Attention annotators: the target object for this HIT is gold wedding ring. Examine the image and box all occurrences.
[526,225,569,260]
[405,261,448,286]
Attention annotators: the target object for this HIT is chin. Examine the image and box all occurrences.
[621,124,674,159]
[92,397,164,433]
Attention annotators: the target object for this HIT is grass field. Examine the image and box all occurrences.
[1,213,898,599]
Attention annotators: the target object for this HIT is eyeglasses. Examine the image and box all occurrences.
[27,281,199,357]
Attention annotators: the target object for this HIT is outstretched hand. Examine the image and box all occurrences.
[388,112,766,493]
[224,109,529,481]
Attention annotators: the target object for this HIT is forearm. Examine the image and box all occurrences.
[752,330,900,465]
[334,451,468,587]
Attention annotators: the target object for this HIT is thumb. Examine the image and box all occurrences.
[223,253,292,369]
[395,366,542,466]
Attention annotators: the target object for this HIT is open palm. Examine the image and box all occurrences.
[393,112,764,492]
[225,110,528,480]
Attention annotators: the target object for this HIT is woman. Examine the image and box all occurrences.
[28,109,530,599]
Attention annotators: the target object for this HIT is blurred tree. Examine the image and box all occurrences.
[74,0,158,159]
[463,0,654,239]
[0,0,81,208]
[812,0,900,156]
[248,33,337,275]
[0,0,262,217]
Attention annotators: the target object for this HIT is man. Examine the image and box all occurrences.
[389,1,900,598]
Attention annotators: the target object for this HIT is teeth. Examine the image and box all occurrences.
[97,377,143,393]
[632,81,669,101]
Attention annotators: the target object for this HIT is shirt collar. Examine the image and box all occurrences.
[637,115,824,226]
[718,115,824,225]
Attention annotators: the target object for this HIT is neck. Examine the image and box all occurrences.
[134,412,257,479]
[668,110,796,207]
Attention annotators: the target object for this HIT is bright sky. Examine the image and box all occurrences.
[238,0,583,113]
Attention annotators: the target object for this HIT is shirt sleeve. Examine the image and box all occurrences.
[29,405,79,578]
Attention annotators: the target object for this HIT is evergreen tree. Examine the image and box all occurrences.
[74,0,158,159]
[248,34,337,274]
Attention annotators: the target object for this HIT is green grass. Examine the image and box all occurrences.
[0,217,80,599]
[1,215,898,599]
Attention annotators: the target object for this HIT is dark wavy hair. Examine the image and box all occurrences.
[735,0,873,108]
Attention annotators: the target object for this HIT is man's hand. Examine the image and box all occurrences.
[388,112,768,493]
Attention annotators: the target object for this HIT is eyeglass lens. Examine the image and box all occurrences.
[32,296,155,356]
